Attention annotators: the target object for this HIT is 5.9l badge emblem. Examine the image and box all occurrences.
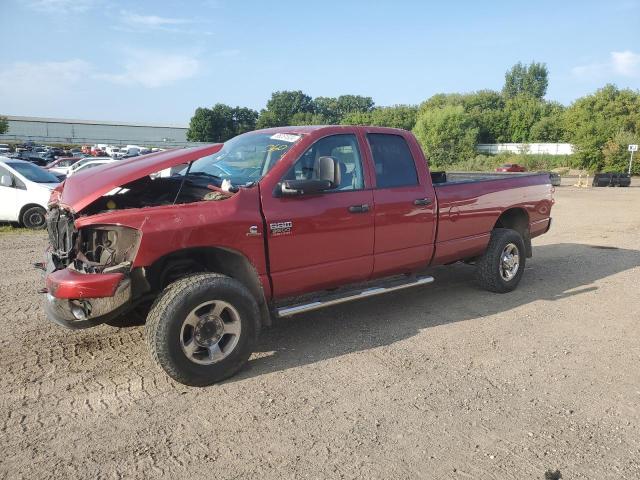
[270,221,293,236]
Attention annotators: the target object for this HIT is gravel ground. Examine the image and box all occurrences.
[1,184,639,479]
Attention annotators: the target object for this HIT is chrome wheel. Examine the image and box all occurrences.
[500,243,520,281]
[179,300,241,365]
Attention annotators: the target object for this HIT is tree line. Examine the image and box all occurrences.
[187,62,640,173]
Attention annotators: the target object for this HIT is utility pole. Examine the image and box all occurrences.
[629,144,638,175]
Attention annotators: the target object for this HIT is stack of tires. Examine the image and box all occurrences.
[592,173,631,187]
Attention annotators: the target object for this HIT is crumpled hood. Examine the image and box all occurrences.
[58,144,222,213]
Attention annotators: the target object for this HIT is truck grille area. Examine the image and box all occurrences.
[46,207,76,265]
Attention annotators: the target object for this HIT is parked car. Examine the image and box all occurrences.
[0,144,11,153]
[0,157,60,229]
[46,157,81,177]
[42,126,554,386]
[66,158,116,176]
[496,163,527,172]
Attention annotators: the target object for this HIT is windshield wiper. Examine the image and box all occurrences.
[187,171,222,180]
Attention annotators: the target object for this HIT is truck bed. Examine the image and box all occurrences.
[429,171,553,265]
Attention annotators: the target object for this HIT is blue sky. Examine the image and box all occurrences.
[1,0,639,125]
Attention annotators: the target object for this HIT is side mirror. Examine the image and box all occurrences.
[281,178,333,196]
[0,175,12,187]
[279,156,341,196]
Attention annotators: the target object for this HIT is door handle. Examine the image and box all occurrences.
[348,204,370,213]
[414,197,433,206]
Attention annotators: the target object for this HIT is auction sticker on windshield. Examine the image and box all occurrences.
[270,133,301,143]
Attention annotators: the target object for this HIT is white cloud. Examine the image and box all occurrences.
[611,51,640,76]
[120,10,191,28]
[0,59,91,97]
[97,50,200,88]
[0,59,91,114]
[25,0,98,14]
[573,50,640,79]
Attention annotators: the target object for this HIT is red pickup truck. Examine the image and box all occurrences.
[43,126,553,386]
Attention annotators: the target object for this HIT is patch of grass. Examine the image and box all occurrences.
[0,224,39,234]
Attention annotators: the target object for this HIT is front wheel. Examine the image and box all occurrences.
[21,206,47,229]
[145,273,259,386]
[475,228,526,293]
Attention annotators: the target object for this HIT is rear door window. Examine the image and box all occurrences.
[367,134,418,188]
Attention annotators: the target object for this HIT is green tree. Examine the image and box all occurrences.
[186,104,258,142]
[342,105,418,131]
[502,62,549,99]
[601,130,640,174]
[313,95,374,123]
[257,90,314,128]
[289,112,327,125]
[233,107,259,135]
[503,95,548,142]
[0,116,8,135]
[461,90,506,143]
[564,84,640,170]
[530,102,566,142]
[413,105,479,167]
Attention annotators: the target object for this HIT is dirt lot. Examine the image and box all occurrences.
[1,183,639,480]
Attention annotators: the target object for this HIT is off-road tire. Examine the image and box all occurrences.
[145,273,259,386]
[21,206,47,229]
[475,228,526,293]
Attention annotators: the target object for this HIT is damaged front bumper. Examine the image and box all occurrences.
[43,267,132,329]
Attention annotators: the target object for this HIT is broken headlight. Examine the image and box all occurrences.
[75,225,141,273]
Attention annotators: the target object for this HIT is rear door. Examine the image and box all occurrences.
[365,132,437,277]
[261,132,374,298]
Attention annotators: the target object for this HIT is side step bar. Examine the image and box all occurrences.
[277,275,434,318]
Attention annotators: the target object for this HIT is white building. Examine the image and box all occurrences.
[0,115,200,147]
[476,143,574,155]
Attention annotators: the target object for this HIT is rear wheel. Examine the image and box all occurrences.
[145,273,259,386]
[475,228,526,293]
[21,206,46,229]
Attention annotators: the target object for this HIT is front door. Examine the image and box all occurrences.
[261,133,374,298]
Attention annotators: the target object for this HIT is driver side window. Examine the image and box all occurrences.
[285,134,364,191]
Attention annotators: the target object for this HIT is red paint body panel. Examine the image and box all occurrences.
[73,187,271,297]
[47,269,124,299]
[431,176,553,265]
[45,125,553,308]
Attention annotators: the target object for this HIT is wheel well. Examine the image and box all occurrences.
[18,203,45,223]
[146,247,272,327]
[493,208,532,257]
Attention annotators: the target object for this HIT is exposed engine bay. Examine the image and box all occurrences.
[81,174,232,217]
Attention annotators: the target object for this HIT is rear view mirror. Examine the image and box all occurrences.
[0,175,12,187]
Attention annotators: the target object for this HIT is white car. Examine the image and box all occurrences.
[0,157,60,229]
[66,158,116,177]
[0,144,11,153]
[46,157,80,177]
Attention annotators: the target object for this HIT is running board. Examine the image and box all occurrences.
[276,275,434,318]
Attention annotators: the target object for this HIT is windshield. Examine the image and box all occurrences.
[7,162,59,183]
[187,132,303,185]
